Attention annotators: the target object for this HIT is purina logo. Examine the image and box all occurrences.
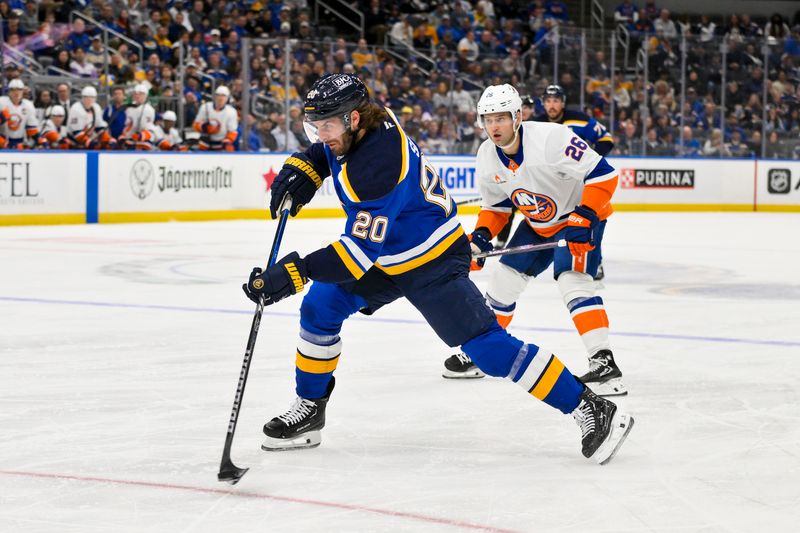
[130,158,155,199]
[620,168,695,189]
[767,168,792,194]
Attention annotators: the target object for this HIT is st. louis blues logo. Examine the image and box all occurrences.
[510,188,557,222]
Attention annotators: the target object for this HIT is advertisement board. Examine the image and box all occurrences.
[608,157,754,210]
[0,152,86,225]
[755,161,800,210]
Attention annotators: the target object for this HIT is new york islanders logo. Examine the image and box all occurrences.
[510,189,557,223]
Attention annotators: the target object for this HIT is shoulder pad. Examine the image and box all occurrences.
[343,121,407,202]
[563,109,591,122]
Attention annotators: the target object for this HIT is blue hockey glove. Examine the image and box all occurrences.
[469,228,493,271]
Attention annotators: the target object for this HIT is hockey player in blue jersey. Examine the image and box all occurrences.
[242,74,633,464]
[534,84,614,157]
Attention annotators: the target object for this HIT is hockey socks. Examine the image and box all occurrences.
[568,296,611,355]
[461,325,582,413]
[295,330,342,399]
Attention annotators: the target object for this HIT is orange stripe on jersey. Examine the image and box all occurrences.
[572,309,609,335]
[531,219,567,238]
[495,313,513,328]
[581,176,618,220]
[476,209,512,238]
[572,252,587,273]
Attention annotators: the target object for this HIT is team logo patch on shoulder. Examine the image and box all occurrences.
[510,189,557,223]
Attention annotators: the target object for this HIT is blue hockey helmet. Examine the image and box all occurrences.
[303,73,369,122]
[542,84,566,103]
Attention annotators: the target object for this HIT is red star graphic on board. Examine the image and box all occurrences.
[263,167,278,191]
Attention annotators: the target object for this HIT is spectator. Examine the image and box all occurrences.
[270,114,299,151]
[678,126,702,156]
[64,19,91,52]
[765,13,791,39]
[447,79,475,114]
[19,0,38,34]
[726,130,752,157]
[86,35,106,68]
[457,31,480,62]
[654,9,677,40]
[70,48,98,78]
[33,89,53,123]
[703,128,731,157]
[614,0,638,28]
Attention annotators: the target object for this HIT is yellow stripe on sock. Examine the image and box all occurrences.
[531,357,565,401]
[295,352,340,374]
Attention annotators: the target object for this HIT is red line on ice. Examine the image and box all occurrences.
[0,469,520,533]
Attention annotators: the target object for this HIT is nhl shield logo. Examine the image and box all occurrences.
[767,169,791,194]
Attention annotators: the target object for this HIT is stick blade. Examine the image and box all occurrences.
[217,463,249,485]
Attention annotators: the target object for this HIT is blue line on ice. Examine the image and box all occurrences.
[2,295,797,348]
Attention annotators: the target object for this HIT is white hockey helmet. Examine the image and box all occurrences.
[476,84,522,129]
[51,105,66,117]
[81,86,97,98]
[133,83,149,94]
[8,78,24,90]
[162,110,177,122]
[215,85,230,97]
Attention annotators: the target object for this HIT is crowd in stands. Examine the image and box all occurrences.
[0,0,798,157]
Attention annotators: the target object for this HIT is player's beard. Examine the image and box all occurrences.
[328,129,356,157]
[547,107,563,121]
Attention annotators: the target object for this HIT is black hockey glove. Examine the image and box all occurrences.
[469,228,493,271]
[269,153,324,219]
[242,252,308,305]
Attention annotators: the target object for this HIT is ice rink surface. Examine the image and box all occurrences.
[1,212,799,532]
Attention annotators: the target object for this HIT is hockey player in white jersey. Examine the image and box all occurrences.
[154,110,186,151]
[443,84,626,397]
[192,85,238,151]
[67,86,112,149]
[37,105,68,149]
[0,79,40,148]
[120,83,157,150]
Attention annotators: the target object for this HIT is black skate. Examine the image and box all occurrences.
[594,262,605,281]
[572,386,634,465]
[261,377,335,451]
[442,353,485,379]
[577,349,627,396]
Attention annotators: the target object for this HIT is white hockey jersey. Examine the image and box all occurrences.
[476,121,618,237]
[193,102,238,143]
[0,96,39,142]
[38,118,68,147]
[122,103,156,141]
[67,101,107,140]
[153,124,183,148]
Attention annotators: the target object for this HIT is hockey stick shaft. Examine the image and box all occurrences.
[455,196,482,206]
[473,239,566,259]
[218,204,290,484]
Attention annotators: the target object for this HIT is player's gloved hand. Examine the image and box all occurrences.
[242,252,308,305]
[130,132,142,142]
[469,228,493,271]
[565,205,599,257]
[201,123,211,134]
[268,153,323,219]
[222,140,234,152]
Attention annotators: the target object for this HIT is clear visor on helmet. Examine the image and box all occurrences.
[303,116,347,144]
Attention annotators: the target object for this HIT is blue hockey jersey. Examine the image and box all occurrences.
[301,108,462,283]
[533,109,614,156]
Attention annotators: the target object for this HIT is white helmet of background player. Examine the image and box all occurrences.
[8,78,25,90]
[214,85,230,106]
[162,110,177,123]
[81,85,97,107]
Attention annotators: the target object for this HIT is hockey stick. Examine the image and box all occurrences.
[217,200,291,485]
[455,196,482,206]
[473,239,567,259]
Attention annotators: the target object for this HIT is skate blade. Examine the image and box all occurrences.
[261,431,321,451]
[594,411,634,465]
[585,377,627,397]
[442,368,486,379]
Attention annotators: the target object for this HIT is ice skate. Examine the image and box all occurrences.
[572,386,634,465]
[261,378,335,451]
[594,262,605,281]
[442,352,485,379]
[578,349,627,396]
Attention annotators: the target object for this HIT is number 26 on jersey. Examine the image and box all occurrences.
[565,136,588,161]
